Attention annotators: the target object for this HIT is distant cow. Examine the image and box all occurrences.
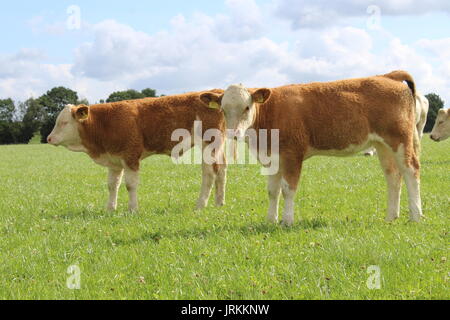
[430,108,450,142]
[200,71,423,225]
[364,92,429,156]
[47,91,227,212]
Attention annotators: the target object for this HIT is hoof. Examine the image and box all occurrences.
[409,215,424,223]
[128,207,139,213]
[195,204,206,211]
[267,217,278,224]
[281,219,294,227]
[385,215,399,223]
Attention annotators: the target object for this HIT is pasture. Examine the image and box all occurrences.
[0,137,448,300]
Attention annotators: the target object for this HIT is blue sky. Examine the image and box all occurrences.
[1,0,449,106]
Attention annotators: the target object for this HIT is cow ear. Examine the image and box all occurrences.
[72,105,90,122]
[200,93,223,109]
[252,88,271,104]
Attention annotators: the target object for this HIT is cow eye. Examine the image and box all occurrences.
[244,107,250,113]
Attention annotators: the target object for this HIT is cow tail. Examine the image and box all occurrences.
[382,70,416,97]
[383,70,420,155]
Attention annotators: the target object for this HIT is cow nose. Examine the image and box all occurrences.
[430,135,436,141]
[47,136,52,144]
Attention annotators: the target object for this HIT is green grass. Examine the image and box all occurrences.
[0,137,448,300]
[28,134,42,145]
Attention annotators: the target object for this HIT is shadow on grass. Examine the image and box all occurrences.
[51,204,184,220]
[51,208,133,220]
[113,217,329,246]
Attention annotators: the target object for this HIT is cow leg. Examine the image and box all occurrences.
[123,166,140,212]
[196,163,216,210]
[106,168,124,211]
[394,144,423,222]
[267,172,282,224]
[280,155,303,227]
[214,164,227,207]
[375,144,402,222]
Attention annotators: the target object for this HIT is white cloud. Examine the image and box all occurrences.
[1,0,449,106]
[0,49,71,99]
[275,0,450,29]
[0,48,121,102]
[70,16,450,104]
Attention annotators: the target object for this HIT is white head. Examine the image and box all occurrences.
[200,85,271,138]
[430,109,450,142]
[47,104,89,147]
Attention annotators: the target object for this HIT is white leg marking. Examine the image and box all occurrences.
[267,173,282,224]
[281,179,296,226]
[376,145,402,222]
[196,163,215,210]
[106,168,123,211]
[394,146,423,222]
[402,167,423,222]
[124,167,139,212]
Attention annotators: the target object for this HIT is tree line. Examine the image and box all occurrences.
[0,87,159,145]
[0,88,446,145]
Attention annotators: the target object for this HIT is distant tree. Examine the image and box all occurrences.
[106,90,144,103]
[0,121,13,144]
[21,98,44,127]
[18,98,43,144]
[39,87,78,119]
[425,93,445,132]
[141,88,157,98]
[0,98,15,122]
[38,87,79,143]
[78,98,90,106]
[106,88,158,103]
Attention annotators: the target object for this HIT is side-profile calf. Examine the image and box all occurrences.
[430,108,450,142]
[201,71,423,225]
[47,91,227,211]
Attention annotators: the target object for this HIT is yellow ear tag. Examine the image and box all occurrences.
[209,101,220,109]
[256,97,265,104]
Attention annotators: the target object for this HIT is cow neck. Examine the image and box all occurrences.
[78,107,106,157]
[252,102,269,132]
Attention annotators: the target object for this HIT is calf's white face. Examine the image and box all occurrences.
[47,104,89,148]
[200,85,271,139]
[430,109,450,142]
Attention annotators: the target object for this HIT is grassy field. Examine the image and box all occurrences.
[0,137,448,300]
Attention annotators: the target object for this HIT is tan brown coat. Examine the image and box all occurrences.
[201,71,423,225]
[48,90,227,211]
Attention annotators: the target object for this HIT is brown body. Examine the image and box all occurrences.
[48,90,227,211]
[253,72,418,166]
[78,91,225,171]
[201,71,423,225]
